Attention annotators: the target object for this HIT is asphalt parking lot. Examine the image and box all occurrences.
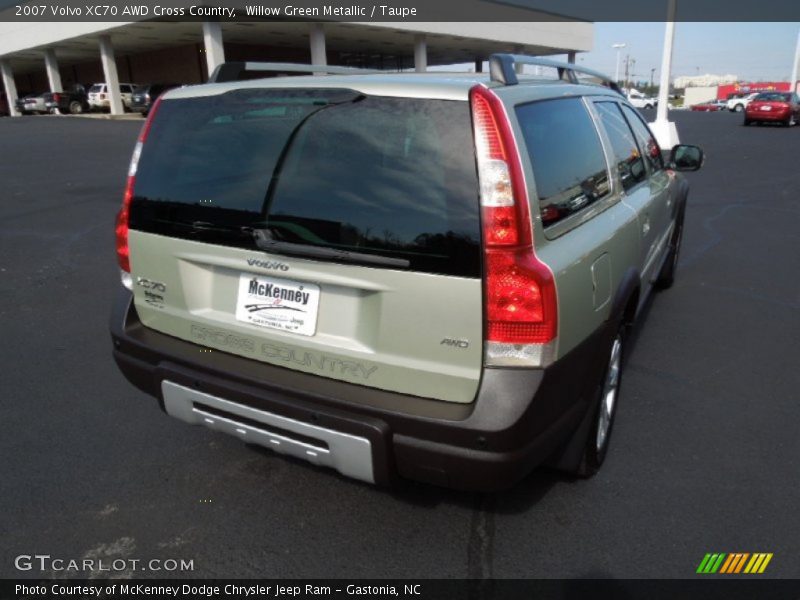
[1,110,798,580]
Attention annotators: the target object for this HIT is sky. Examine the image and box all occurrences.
[577,22,800,84]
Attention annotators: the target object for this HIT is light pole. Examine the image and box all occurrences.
[651,0,680,150]
[791,27,800,94]
[612,43,626,85]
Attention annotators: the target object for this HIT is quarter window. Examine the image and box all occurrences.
[516,98,610,227]
[619,104,664,173]
[595,102,648,192]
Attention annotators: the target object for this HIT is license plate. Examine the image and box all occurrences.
[761,106,772,111]
[235,273,320,336]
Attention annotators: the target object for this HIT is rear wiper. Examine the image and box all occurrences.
[252,229,410,268]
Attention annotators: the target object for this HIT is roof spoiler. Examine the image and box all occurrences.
[208,61,381,83]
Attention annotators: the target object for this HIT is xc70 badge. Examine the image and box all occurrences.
[136,277,167,308]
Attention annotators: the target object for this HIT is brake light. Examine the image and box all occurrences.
[99,93,106,100]
[116,97,163,276]
[470,85,557,366]
[53,93,61,102]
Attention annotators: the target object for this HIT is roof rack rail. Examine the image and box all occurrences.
[488,54,623,94]
[209,61,381,83]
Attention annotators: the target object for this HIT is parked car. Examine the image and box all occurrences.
[690,99,726,112]
[87,82,137,111]
[743,92,800,127]
[130,83,180,116]
[16,92,48,115]
[44,84,90,115]
[109,55,703,491]
[626,88,657,109]
[727,92,759,112]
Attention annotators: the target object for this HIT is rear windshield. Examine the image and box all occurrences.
[89,84,103,93]
[129,89,481,277]
[754,92,790,102]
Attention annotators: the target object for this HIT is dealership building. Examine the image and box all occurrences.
[0,9,592,116]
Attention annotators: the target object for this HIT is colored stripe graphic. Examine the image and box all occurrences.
[699,552,773,574]
[699,553,727,573]
[697,554,713,573]
[719,554,735,574]
[734,553,750,573]
[758,553,773,573]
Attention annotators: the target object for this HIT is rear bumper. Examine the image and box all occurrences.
[110,289,608,491]
[746,109,791,121]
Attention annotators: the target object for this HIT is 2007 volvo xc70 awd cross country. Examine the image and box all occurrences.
[110,55,703,491]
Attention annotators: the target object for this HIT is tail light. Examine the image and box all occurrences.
[53,93,61,103]
[99,93,106,100]
[470,85,557,367]
[116,97,163,284]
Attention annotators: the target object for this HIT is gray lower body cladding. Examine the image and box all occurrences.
[110,290,612,491]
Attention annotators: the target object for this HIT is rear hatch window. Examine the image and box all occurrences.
[129,88,481,277]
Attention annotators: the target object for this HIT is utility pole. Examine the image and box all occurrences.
[624,54,630,90]
[650,68,656,89]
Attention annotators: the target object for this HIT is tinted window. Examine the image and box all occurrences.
[516,98,610,227]
[595,102,647,192]
[619,104,663,173]
[754,92,791,102]
[130,89,481,277]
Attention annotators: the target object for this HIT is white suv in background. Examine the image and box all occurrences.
[87,83,136,111]
[727,92,759,112]
[626,89,656,109]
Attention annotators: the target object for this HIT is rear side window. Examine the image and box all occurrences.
[516,97,610,227]
[595,102,648,192]
[129,89,481,277]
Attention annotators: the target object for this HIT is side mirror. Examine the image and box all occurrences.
[669,144,704,172]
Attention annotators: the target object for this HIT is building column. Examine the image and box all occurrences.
[309,24,327,70]
[98,35,124,115]
[414,35,427,72]
[514,45,524,74]
[1,60,20,117]
[567,51,576,64]
[202,19,225,78]
[44,48,63,93]
[474,58,483,73]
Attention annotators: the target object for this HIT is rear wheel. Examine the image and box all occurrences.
[576,329,625,477]
[734,104,744,112]
[68,100,83,115]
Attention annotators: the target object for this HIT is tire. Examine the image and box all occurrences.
[734,104,744,112]
[655,207,685,290]
[68,100,83,115]
[575,329,625,477]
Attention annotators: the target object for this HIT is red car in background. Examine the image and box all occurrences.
[744,92,800,127]
[691,99,727,112]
